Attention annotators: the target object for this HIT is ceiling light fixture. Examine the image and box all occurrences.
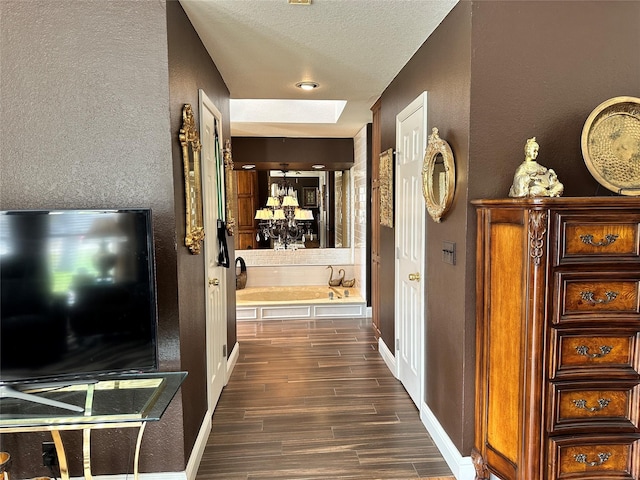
[296,81,319,91]
[288,0,312,5]
[242,164,255,170]
[312,164,325,169]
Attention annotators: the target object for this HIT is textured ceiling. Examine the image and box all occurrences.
[179,0,457,138]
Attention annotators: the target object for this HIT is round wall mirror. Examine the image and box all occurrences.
[422,127,455,223]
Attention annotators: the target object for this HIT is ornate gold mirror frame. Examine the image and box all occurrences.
[422,127,455,223]
[180,104,205,254]
[379,148,394,228]
[223,139,236,236]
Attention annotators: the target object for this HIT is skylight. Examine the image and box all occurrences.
[230,99,347,124]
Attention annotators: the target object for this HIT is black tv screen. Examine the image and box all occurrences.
[0,209,158,386]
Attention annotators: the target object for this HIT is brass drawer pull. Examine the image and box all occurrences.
[580,233,619,247]
[572,398,611,412]
[580,290,618,304]
[575,345,613,358]
[574,452,611,467]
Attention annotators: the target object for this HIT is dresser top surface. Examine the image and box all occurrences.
[472,196,640,208]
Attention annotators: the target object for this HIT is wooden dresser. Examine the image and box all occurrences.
[472,197,640,480]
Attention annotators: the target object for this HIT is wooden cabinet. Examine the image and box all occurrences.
[472,197,640,480]
[235,170,259,250]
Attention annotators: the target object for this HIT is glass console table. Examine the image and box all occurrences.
[0,371,187,480]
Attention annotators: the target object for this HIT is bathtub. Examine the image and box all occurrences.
[236,285,367,321]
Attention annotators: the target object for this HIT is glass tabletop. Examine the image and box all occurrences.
[0,371,187,429]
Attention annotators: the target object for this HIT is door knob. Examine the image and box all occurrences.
[208,278,219,286]
[408,272,421,282]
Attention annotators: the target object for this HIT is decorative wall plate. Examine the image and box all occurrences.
[581,96,640,195]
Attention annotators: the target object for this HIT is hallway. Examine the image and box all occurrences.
[195,318,454,479]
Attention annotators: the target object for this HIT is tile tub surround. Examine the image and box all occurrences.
[237,248,353,267]
[235,237,366,302]
[236,263,360,289]
[236,285,366,321]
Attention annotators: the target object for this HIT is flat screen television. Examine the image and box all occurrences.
[0,209,158,409]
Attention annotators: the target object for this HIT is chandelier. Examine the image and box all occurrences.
[254,175,315,250]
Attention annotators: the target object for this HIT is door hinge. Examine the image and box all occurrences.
[222,344,227,357]
[396,339,400,351]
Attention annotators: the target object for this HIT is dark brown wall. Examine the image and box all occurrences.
[232,137,354,170]
[468,0,640,200]
[462,0,640,452]
[378,0,472,450]
[377,0,640,455]
[0,0,185,476]
[166,0,235,458]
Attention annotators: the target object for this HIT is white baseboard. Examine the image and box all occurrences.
[420,402,475,480]
[377,337,397,378]
[184,402,213,480]
[226,341,239,384]
[80,474,186,480]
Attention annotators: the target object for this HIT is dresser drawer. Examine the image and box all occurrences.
[548,382,640,433]
[548,435,640,479]
[554,272,640,325]
[556,212,640,265]
[550,329,640,379]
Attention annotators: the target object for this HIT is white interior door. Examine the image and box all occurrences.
[199,90,227,413]
[395,92,427,409]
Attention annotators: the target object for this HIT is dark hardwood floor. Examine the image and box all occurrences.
[196,318,455,480]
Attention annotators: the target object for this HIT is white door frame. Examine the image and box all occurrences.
[199,89,227,414]
[394,91,427,409]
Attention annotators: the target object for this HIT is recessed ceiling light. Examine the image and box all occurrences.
[312,164,325,170]
[296,81,319,91]
[242,164,255,170]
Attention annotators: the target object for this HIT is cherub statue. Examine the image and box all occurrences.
[508,137,564,198]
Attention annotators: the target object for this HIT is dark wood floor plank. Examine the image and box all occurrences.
[196,318,454,480]
[205,429,337,446]
[242,403,377,418]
